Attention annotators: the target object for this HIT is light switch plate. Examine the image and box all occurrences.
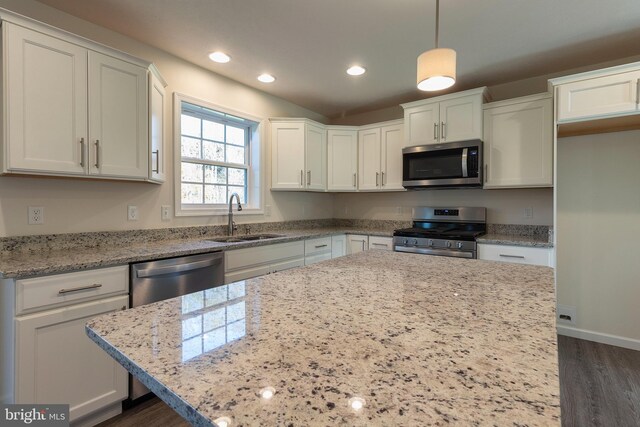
[128,205,138,221]
[161,205,171,221]
[28,206,44,225]
[524,207,533,218]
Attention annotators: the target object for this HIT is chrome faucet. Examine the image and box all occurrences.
[228,193,242,235]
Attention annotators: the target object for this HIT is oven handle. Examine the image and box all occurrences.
[394,246,474,259]
[135,257,222,278]
[461,147,468,178]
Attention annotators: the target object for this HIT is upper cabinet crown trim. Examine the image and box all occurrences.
[400,87,490,109]
[0,8,151,68]
[357,119,403,131]
[483,92,552,109]
[548,61,640,86]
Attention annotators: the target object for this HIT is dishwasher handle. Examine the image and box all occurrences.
[135,256,222,278]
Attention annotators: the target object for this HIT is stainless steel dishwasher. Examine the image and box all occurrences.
[129,251,224,401]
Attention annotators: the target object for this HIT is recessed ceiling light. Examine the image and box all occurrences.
[346,65,366,76]
[257,73,276,83]
[209,51,231,63]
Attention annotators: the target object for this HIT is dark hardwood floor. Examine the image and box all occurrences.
[98,336,640,427]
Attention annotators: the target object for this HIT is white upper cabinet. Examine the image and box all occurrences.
[270,119,326,191]
[4,22,88,175]
[1,15,156,182]
[88,52,148,179]
[327,128,358,191]
[554,69,640,123]
[401,87,488,147]
[149,67,167,183]
[358,121,404,191]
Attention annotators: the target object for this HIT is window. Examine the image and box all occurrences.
[175,94,262,215]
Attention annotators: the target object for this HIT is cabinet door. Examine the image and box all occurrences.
[556,71,640,122]
[271,121,305,189]
[439,95,483,142]
[149,71,166,183]
[403,103,439,146]
[478,244,552,267]
[305,123,326,191]
[368,236,393,250]
[88,52,148,179]
[380,124,404,190]
[15,295,128,421]
[347,235,369,254]
[358,128,381,190]
[484,98,553,188]
[331,235,347,258]
[327,130,358,191]
[5,23,88,175]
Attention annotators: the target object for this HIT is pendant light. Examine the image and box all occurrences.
[417,0,456,91]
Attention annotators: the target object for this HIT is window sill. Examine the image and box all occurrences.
[175,206,264,217]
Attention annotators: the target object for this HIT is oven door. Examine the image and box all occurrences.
[402,140,482,188]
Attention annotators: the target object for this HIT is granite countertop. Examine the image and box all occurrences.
[476,233,553,248]
[86,251,560,426]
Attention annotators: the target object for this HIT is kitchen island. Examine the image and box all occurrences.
[86,251,560,426]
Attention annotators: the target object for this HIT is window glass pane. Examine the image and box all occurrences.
[205,185,227,204]
[227,320,246,342]
[204,165,227,184]
[228,186,245,204]
[226,126,245,146]
[203,141,225,162]
[227,302,245,323]
[203,308,226,331]
[227,145,245,164]
[182,316,202,340]
[181,114,201,137]
[181,162,203,183]
[203,328,226,352]
[203,120,224,142]
[228,168,246,186]
[181,137,201,158]
[182,184,203,204]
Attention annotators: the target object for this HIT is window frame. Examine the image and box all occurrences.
[173,93,264,217]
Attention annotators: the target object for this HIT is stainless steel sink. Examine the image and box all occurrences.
[206,233,285,243]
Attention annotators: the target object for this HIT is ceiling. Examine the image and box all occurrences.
[34,0,640,118]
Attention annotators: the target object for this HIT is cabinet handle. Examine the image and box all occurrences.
[315,244,328,248]
[433,123,438,140]
[381,171,385,186]
[300,170,303,186]
[79,138,85,167]
[376,172,379,186]
[94,140,100,168]
[484,164,488,183]
[499,254,525,259]
[353,173,356,187]
[307,170,311,185]
[152,150,160,173]
[59,283,102,295]
[636,78,640,105]
[441,122,446,140]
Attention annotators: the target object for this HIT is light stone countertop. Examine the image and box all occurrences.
[477,233,553,248]
[0,228,392,278]
[86,251,560,427]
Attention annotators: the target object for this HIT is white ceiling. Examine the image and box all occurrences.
[34,0,640,118]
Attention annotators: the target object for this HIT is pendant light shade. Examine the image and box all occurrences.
[417,0,456,91]
[417,48,456,91]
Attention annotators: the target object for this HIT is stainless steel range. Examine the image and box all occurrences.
[393,207,486,259]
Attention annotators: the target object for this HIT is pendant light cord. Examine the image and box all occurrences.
[435,0,440,48]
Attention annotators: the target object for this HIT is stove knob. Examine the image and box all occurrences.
[446,241,452,248]
[403,239,408,245]
[428,239,434,247]
[412,239,419,245]
[457,242,463,249]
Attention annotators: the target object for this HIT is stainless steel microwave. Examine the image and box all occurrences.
[402,140,482,189]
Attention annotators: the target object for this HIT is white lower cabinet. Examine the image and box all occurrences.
[347,235,369,254]
[331,235,347,258]
[15,295,128,422]
[478,243,553,267]
[368,236,393,251]
[224,241,304,283]
[304,237,332,265]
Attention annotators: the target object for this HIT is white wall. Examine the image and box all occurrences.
[333,188,553,225]
[556,130,640,347]
[0,0,333,237]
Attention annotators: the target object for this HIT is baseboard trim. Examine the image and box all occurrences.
[557,326,640,351]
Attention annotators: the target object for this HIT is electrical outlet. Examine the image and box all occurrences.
[28,206,44,225]
[161,205,171,221]
[264,204,272,216]
[557,304,577,325]
[524,207,533,218]
[128,205,139,221]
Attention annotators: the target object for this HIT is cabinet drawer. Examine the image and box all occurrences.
[225,265,271,284]
[305,252,332,266]
[305,237,332,256]
[16,266,129,315]
[478,244,552,267]
[368,236,393,250]
[225,241,304,271]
